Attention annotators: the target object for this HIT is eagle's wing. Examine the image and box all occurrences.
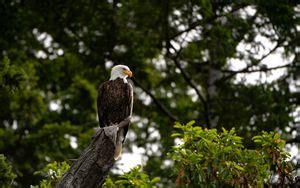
[115,81,133,160]
[97,79,133,130]
[123,80,133,141]
[97,83,105,128]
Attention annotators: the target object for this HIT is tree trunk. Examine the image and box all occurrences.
[56,118,130,188]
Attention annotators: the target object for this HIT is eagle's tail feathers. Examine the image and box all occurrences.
[114,143,122,160]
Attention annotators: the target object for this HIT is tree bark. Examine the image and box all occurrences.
[56,118,131,188]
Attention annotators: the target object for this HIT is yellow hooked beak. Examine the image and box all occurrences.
[123,69,133,77]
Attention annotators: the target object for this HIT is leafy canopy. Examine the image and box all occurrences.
[0,0,298,186]
[169,121,295,186]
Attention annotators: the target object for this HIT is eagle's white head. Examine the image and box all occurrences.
[110,65,133,82]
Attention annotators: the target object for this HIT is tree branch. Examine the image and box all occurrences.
[56,118,131,188]
[221,40,284,81]
[286,137,300,144]
[164,0,212,127]
[132,78,178,122]
[168,44,211,128]
[164,5,251,128]
[170,4,249,40]
[222,63,291,74]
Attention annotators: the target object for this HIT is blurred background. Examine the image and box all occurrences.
[0,0,299,186]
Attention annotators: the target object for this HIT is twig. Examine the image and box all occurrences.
[222,63,291,74]
[170,4,249,40]
[168,44,211,128]
[221,40,284,81]
[132,78,179,122]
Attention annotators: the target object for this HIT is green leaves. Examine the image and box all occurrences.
[0,154,17,187]
[0,57,26,92]
[252,131,293,180]
[103,165,160,188]
[169,121,293,187]
[252,131,286,149]
[32,161,70,188]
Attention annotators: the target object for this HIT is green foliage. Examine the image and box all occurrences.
[169,121,293,187]
[103,165,160,188]
[32,161,70,188]
[253,131,286,149]
[0,154,17,187]
[0,57,25,92]
[253,132,294,183]
[0,0,298,186]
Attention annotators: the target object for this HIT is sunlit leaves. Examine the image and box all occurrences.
[103,165,160,188]
[253,131,286,149]
[0,154,17,187]
[0,57,25,92]
[32,161,70,188]
[169,121,294,186]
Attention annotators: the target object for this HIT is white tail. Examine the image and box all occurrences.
[114,127,124,160]
[114,142,122,160]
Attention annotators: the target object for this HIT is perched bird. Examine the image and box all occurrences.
[97,65,133,160]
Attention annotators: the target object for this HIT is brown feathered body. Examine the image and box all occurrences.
[97,78,133,142]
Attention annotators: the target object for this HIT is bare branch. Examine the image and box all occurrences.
[168,44,211,128]
[132,78,179,122]
[57,118,131,188]
[57,130,113,187]
[221,40,284,81]
[286,138,300,144]
[170,4,249,40]
[222,63,291,74]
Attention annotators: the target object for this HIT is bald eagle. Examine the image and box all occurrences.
[97,65,133,160]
